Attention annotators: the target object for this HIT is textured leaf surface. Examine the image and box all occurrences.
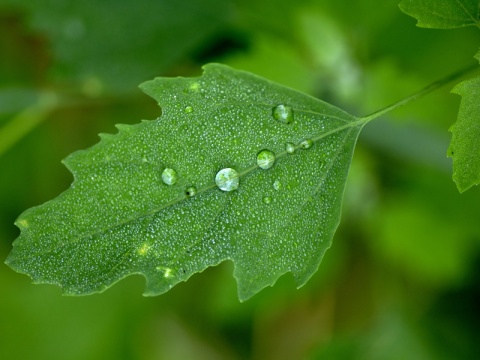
[399,0,480,29]
[448,75,480,192]
[6,64,364,301]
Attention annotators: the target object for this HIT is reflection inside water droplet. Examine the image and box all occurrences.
[215,168,239,192]
[161,168,178,185]
[272,105,294,124]
[257,149,276,170]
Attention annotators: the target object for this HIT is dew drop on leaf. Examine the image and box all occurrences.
[186,186,197,197]
[285,142,295,154]
[273,179,282,191]
[300,139,313,149]
[184,106,193,113]
[189,82,200,92]
[262,196,273,204]
[215,168,239,192]
[161,168,178,185]
[272,104,294,124]
[256,149,276,170]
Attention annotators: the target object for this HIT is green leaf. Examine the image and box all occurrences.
[399,0,480,29]
[448,75,480,192]
[5,64,365,301]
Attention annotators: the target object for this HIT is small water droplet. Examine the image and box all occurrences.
[257,149,276,170]
[184,106,193,113]
[215,168,239,192]
[300,139,313,149]
[186,186,197,197]
[272,104,294,124]
[286,143,295,154]
[138,243,151,256]
[273,179,282,191]
[161,168,178,185]
[164,268,173,278]
[263,196,272,204]
[189,82,200,92]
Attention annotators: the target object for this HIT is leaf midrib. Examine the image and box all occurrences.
[15,114,366,261]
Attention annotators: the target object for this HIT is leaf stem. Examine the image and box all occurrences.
[0,92,58,157]
[359,63,479,123]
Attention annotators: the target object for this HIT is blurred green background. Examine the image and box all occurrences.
[1,0,479,359]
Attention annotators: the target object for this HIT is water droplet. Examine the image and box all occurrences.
[272,105,294,124]
[215,168,239,192]
[300,139,313,149]
[257,149,276,170]
[273,179,282,191]
[186,186,197,197]
[161,168,178,185]
[263,196,272,204]
[189,82,200,92]
[164,268,173,278]
[184,106,193,113]
[156,266,174,278]
[286,142,295,154]
[138,243,151,256]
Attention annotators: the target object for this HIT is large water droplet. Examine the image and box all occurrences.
[186,186,197,197]
[272,105,294,124]
[300,139,313,149]
[161,168,178,185]
[184,106,193,113]
[215,168,239,192]
[257,149,276,170]
[285,142,295,154]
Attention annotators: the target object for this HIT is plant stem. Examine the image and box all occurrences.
[0,92,58,157]
[359,63,479,123]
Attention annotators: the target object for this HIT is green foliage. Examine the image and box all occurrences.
[0,0,233,91]
[449,77,480,192]
[399,0,480,29]
[2,1,480,358]
[5,64,365,301]
[400,0,480,192]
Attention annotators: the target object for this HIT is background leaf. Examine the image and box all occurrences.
[0,0,234,92]
[399,0,480,192]
[6,64,364,301]
[448,76,480,192]
[399,0,480,29]
[2,1,480,359]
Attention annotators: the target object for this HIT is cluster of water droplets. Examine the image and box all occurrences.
[158,104,318,203]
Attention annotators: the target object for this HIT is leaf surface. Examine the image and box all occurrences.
[448,75,480,192]
[5,64,365,301]
[399,0,480,29]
